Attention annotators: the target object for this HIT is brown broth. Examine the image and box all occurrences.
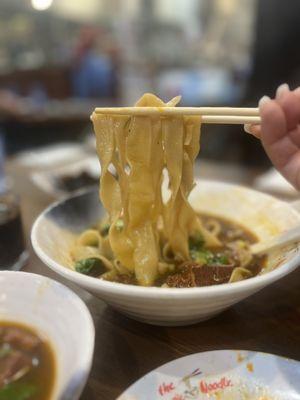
[201,213,265,276]
[157,214,265,287]
[77,214,266,287]
[201,214,258,243]
[0,321,56,400]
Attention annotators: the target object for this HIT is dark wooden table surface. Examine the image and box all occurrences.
[6,159,300,400]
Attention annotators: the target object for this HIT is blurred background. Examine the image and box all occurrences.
[0,0,300,170]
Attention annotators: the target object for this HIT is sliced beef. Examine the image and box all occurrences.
[0,351,32,388]
[165,264,196,288]
[166,262,235,288]
[3,328,41,352]
[246,255,265,276]
[193,263,235,286]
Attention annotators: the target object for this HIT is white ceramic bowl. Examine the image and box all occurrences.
[32,180,300,327]
[0,271,95,399]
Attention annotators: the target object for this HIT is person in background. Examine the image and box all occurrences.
[71,27,117,99]
[245,84,300,190]
[0,90,24,118]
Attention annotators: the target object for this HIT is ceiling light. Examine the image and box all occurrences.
[31,0,53,11]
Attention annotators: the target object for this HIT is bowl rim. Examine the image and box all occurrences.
[31,180,300,299]
[0,270,95,396]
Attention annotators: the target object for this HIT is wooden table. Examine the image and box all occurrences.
[6,159,300,400]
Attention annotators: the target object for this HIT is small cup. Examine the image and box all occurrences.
[0,190,28,270]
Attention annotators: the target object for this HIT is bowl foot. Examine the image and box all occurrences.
[110,308,222,326]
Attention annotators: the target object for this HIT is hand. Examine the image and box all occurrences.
[245,84,300,190]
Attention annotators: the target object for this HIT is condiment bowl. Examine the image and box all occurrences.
[32,181,300,326]
[0,271,95,399]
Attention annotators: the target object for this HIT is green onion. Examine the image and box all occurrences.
[0,382,37,400]
[212,254,229,265]
[100,223,110,236]
[188,231,205,251]
[75,258,105,276]
[190,248,213,264]
[0,344,12,359]
[115,219,124,232]
[190,249,229,266]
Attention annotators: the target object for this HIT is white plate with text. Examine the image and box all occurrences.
[118,350,300,400]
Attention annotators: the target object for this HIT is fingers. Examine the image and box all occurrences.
[244,123,261,138]
[243,84,300,189]
[276,83,290,99]
[259,95,287,146]
[280,149,300,190]
[293,87,300,101]
[244,84,300,140]
[258,95,299,169]
[276,87,300,131]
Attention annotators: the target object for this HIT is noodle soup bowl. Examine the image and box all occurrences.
[0,271,95,399]
[32,181,300,326]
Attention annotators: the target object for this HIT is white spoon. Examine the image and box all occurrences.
[250,225,300,256]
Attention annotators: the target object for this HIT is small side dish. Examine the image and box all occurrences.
[0,322,55,400]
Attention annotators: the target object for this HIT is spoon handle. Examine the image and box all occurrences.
[251,225,300,255]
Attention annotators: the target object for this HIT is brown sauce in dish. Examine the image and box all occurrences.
[139,214,264,287]
[75,213,266,288]
[162,214,265,288]
[0,321,56,400]
[201,214,257,243]
[165,262,236,288]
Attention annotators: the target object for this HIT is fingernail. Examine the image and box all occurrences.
[294,87,300,96]
[259,95,271,107]
[244,124,252,134]
[276,83,290,98]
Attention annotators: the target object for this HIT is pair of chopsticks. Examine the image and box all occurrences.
[94,107,261,125]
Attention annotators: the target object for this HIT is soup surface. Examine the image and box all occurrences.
[0,322,56,400]
[71,214,265,288]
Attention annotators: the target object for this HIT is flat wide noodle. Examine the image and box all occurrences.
[91,93,220,286]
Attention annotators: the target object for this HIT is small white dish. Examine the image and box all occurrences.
[15,143,88,169]
[0,271,95,400]
[32,180,300,326]
[31,156,100,198]
[117,350,300,399]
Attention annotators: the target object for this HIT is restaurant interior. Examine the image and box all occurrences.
[0,1,300,399]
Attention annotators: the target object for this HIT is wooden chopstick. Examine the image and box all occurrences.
[93,107,261,125]
[94,106,259,116]
[202,115,261,124]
